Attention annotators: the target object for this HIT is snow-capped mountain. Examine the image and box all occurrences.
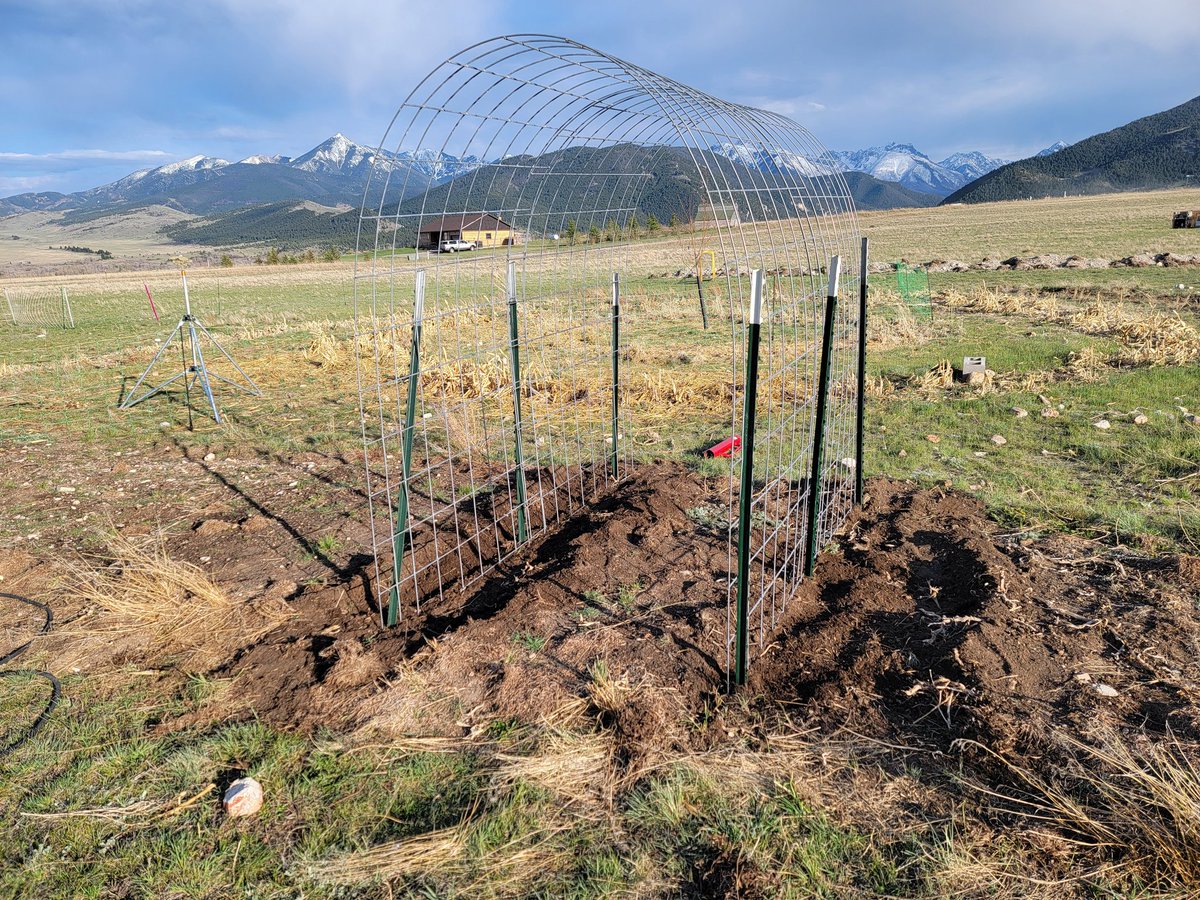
[0,135,482,216]
[820,143,1008,197]
[289,133,378,174]
[939,151,1010,182]
[395,148,482,184]
[1037,140,1069,157]
[710,142,836,178]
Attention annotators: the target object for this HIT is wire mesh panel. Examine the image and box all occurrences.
[355,35,862,676]
[896,263,933,320]
[3,287,74,328]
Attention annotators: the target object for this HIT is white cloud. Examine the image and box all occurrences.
[0,149,173,164]
[0,173,61,193]
[753,98,827,118]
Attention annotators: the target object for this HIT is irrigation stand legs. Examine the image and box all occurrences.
[121,271,259,425]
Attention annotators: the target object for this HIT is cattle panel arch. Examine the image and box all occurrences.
[354,35,863,681]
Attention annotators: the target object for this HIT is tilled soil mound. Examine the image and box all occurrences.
[204,464,1200,775]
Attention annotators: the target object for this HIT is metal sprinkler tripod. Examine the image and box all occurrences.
[120,270,260,425]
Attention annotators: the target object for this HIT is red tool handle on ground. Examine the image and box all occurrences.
[144,282,159,322]
[705,436,741,458]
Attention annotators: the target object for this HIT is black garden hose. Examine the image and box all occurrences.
[0,592,60,757]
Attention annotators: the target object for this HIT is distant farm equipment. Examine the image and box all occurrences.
[1172,210,1199,228]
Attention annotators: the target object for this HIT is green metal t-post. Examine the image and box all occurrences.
[733,269,765,687]
[507,261,529,544]
[805,256,841,577]
[855,238,868,505]
[388,269,425,626]
[611,272,620,479]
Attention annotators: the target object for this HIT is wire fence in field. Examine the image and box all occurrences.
[0,267,357,442]
[355,34,864,683]
[3,286,74,329]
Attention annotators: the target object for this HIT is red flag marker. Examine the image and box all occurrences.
[143,282,159,322]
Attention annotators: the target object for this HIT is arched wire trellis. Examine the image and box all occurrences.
[355,35,863,683]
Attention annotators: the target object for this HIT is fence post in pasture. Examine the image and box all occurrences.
[855,238,868,505]
[387,269,425,627]
[61,287,75,328]
[734,268,766,687]
[611,272,620,478]
[3,288,14,324]
[506,261,529,544]
[695,272,709,330]
[805,256,840,577]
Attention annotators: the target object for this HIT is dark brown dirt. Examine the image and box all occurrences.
[8,451,1200,802]
[161,464,1200,781]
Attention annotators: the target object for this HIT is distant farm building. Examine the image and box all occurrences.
[417,213,515,249]
[693,198,743,229]
[1172,210,1199,228]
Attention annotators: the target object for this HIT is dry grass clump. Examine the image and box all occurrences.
[869,286,944,351]
[67,530,293,670]
[302,327,345,367]
[305,823,469,885]
[307,821,573,896]
[1065,345,1112,381]
[872,359,1050,400]
[975,731,1200,891]
[1070,305,1200,367]
[20,784,215,827]
[493,729,614,809]
[951,288,1200,369]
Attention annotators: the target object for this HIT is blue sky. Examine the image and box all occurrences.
[2,0,1199,195]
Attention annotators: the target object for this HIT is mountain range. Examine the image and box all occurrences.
[163,141,954,250]
[820,144,1010,197]
[0,134,481,219]
[9,114,1179,253]
[3,133,1011,221]
[944,94,1200,203]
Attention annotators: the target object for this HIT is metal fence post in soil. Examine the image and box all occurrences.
[3,288,14,324]
[855,237,868,505]
[387,269,425,626]
[61,287,74,328]
[507,261,529,545]
[611,272,620,479]
[734,268,765,687]
[805,256,841,577]
[695,272,709,330]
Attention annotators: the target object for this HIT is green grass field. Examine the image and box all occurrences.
[3,188,1200,897]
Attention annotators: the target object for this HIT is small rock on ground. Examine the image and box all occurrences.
[223,777,263,817]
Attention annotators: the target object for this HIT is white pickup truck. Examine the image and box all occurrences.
[439,239,476,252]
